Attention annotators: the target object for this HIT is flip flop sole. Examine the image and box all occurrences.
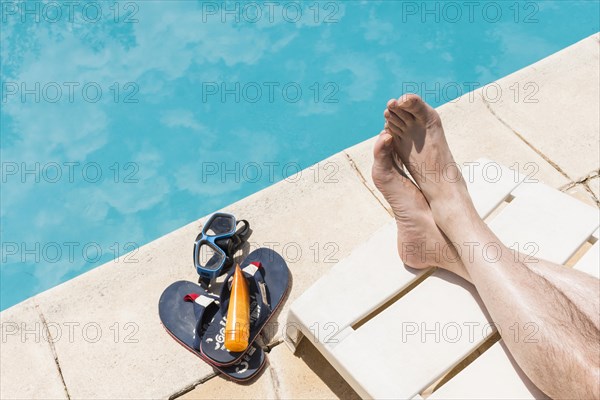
[200,248,290,366]
[159,281,266,382]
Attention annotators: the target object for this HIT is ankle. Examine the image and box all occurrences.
[430,194,478,229]
[440,260,472,283]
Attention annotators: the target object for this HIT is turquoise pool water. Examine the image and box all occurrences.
[1,1,599,310]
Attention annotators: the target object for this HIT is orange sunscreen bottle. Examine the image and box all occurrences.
[224,264,250,352]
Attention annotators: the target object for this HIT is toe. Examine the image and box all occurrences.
[388,101,415,124]
[384,109,406,130]
[373,131,394,168]
[398,93,422,110]
[384,121,402,136]
[397,93,436,122]
[371,131,396,184]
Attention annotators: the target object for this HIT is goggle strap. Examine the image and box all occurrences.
[231,220,251,252]
[198,276,211,289]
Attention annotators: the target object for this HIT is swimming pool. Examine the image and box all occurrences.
[1,1,599,310]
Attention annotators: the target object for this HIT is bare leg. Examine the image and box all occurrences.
[380,94,600,399]
[372,130,598,318]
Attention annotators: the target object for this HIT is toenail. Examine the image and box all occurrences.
[401,94,418,106]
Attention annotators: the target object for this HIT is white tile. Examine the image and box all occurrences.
[428,341,548,400]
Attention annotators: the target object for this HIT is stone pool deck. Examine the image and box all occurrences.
[1,33,599,400]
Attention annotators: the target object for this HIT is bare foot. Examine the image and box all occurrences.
[371,131,470,281]
[384,94,476,228]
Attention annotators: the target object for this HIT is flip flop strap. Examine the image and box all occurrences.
[242,261,271,320]
[184,293,217,308]
[242,261,271,334]
[184,292,219,349]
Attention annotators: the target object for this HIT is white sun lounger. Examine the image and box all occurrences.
[285,159,599,399]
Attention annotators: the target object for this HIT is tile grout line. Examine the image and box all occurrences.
[560,169,599,188]
[420,331,502,398]
[342,151,394,217]
[480,93,574,183]
[168,373,218,399]
[268,364,283,399]
[558,169,600,206]
[583,182,600,205]
[34,303,71,400]
[169,336,288,399]
[264,337,284,351]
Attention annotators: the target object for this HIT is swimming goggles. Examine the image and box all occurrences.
[193,212,251,283]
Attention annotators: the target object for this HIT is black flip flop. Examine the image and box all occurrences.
[200,248,289,367]
[158,281,266,381]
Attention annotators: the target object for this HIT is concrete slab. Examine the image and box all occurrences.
[183,340,360,400]
[484,34,600,182]
[268,340,361,400]
[0,299,67,400]
[180,366,276,400]
[33,219,217,400]
[343,137,393,216]
[439,93,570,189]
